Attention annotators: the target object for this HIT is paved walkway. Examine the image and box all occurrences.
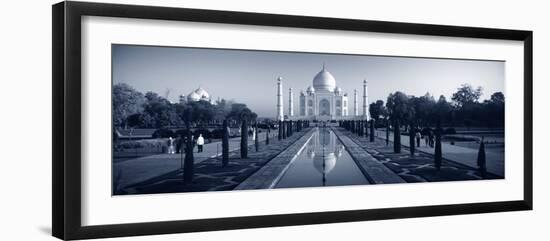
[375,129,504,177]
[339,127,499,182]
[332,128,406,184]
[114,132,273,191]
[117,129,311,194]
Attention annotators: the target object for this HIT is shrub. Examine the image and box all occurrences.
[444,127,457,135]
[152,128,174,138]
[193,129,211,139]
[210,128,224,139]
[175,129,191,138]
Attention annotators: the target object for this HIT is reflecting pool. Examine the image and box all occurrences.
[275,127,370,188]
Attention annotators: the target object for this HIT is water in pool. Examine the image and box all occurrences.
[275,127,370,188]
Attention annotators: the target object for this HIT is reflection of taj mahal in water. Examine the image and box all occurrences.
[307,128,345,177]
[276,64,370,121]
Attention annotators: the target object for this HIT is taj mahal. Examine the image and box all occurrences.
[277,64,370,121]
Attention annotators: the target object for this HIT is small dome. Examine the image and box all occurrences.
[306,85,315,93]
[334,86,342,95]
[313,66,336,92]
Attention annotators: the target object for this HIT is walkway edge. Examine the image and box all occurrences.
[234,128,316,190]
[332,128,406,184]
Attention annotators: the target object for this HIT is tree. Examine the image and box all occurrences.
[451,84,483,108]
[143,92,181,128]
[254,124,259,152]
[126,113,145,128]
[409,122,415,156]
[385,118,390,146]
[411,93,436,127]
[213,98,233,121]
[227,103,257,123]
[288,120,293,137]
[433,95,452,123]
[386,92,414,153]
[222,119,229,167]
[112,83,145,128]
[183,123,194,184]
[386,92,415,123]
[484,92,505,128]
[278,120,283,140]
[240,120,248,158]
[477,137,487,178]
[434,121,443,171]
[265,128,270,145]
[283,120,287,139]
[369,100,386,122]
[369,120,375,142]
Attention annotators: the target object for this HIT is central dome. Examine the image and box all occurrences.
[187,87,210,102]
[313,66,336,92]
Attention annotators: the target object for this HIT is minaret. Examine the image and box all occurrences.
[363,79,369,120]
[288,88,294,117]
[277,77,284,121]
[353,89,358,116]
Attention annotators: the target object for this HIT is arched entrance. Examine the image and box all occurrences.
[319,99,330,116]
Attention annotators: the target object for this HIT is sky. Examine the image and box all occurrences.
[112,44,505,118]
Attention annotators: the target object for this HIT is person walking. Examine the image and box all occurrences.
[197,134,205,153]
[424,131,430,147]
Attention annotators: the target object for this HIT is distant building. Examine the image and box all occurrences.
[179,86,214,104]
[277,64,369,121]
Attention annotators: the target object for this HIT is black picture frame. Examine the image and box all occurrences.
[52,1,533,240]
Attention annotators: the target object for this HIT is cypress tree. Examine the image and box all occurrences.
[222,119,229,167]
[254,124,259,152]
[365,120,369,138]
[385,119,390,146]
[265,127,270,145]
[289,120,293,136]
[477,136,487,178]
[409,123,415,156]
[434,121,443,170]
[240,120,248,158]
[282,120,287,139]
[361,120,365,137]
[363,120,366,136]
[370,120,375,142]
[359,120,369,136]
[183,123,194,184]
[278,120,282,140]
[393,119,401,153]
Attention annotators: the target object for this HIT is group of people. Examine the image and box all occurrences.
[166,126,262,155]
[167,134,206,154]
[413,129,436,148]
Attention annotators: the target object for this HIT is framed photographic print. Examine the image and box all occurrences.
[52,1,533,240]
